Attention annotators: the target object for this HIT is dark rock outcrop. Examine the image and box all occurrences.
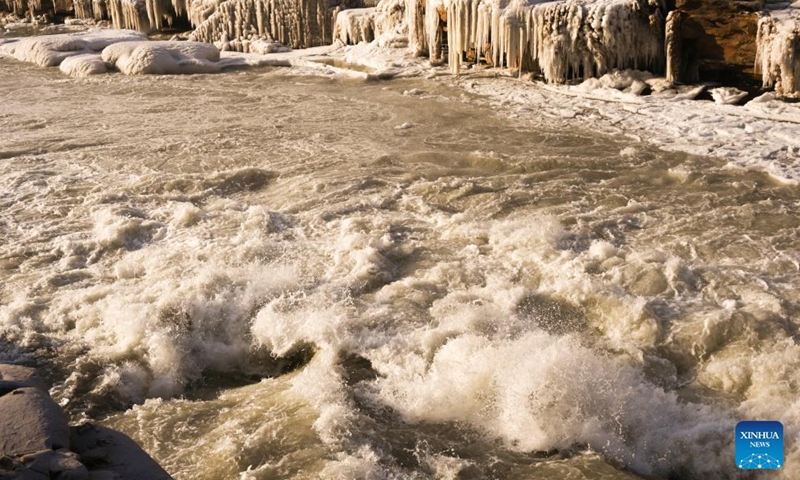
[70,424,172,480]
[668,0,764,88]
[0,364,173,480]
[0,388,71,456]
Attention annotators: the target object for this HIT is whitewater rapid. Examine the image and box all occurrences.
[1,58,799,480]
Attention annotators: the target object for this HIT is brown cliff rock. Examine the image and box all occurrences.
[669,0,764,87]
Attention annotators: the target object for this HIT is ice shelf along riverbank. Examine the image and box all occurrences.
[2,0,800,96]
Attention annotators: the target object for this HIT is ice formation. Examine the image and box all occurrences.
[0,29,145,66]
[330,0,667,83]
[58,52,108,75]
[756,3,800,97]
[101,40,222,73]
[188,0,362,52]
[5,0,800,95]
[710,86,748,105]
[333,7,375,44]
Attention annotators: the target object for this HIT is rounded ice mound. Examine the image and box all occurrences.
[59,54,108,77]
[101,41,222,75]
[0,29,145,67]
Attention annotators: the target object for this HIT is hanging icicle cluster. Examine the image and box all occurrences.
[413,0,666,82]
[756,8,800,97]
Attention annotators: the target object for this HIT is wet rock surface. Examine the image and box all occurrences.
[0,364,173,480]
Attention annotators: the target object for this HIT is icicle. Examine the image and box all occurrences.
[334,8,376,44]
[404,0,665,82]
[188,0,344,50]
[756,9,800,97]
[665,9,682,84]
[404,0,427,55]
[107,0,151,31]
[73,0,94,18]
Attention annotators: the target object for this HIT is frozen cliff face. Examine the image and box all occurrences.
[349,0,666,80]
[756,3,800,97]
[393,0,666,82]
[188,0,363,51]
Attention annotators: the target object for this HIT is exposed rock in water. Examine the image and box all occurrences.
[0,363,174,480]
[0,388,71,456]
[70,424,172,480]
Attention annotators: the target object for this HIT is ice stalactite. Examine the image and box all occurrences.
[71,0,109,20]
[186,0,217,26]
[756,7,800,97]
[404,0,426,55]
[73,0,94,18]
[104,0,150,30]
[425,0,666,82]
[188,0,362,51]
[333,8,376,44]
[664,8,682,84]
[1,0,71,15]
[372,0,404,37]
[143,0,173,30]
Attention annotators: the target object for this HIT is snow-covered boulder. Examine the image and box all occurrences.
[0,29,145,67]
[59,53,109,76]
[101,40,222,74]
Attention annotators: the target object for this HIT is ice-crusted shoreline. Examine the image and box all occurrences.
[1,26,799,183]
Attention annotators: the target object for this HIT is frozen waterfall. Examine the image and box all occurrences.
[756,4,800,97]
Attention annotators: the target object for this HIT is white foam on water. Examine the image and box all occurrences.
[1,62,799,479]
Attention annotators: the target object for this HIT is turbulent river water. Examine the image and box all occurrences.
[1,57,799,480]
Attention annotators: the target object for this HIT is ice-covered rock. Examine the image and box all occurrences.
[188,0,363,51]
[756,5,800,97]
[0,29,145,67]
[402,0,666,82]
[248,38,291,53]
[59,53,109,76]
[334,7,376,44]
[710,86,749,104]
[101,40,222,74]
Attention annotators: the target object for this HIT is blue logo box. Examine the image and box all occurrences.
[736,421,783,470]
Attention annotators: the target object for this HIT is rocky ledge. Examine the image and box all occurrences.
[0,364,173,480]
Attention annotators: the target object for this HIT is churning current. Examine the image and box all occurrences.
[1,58,799,480]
